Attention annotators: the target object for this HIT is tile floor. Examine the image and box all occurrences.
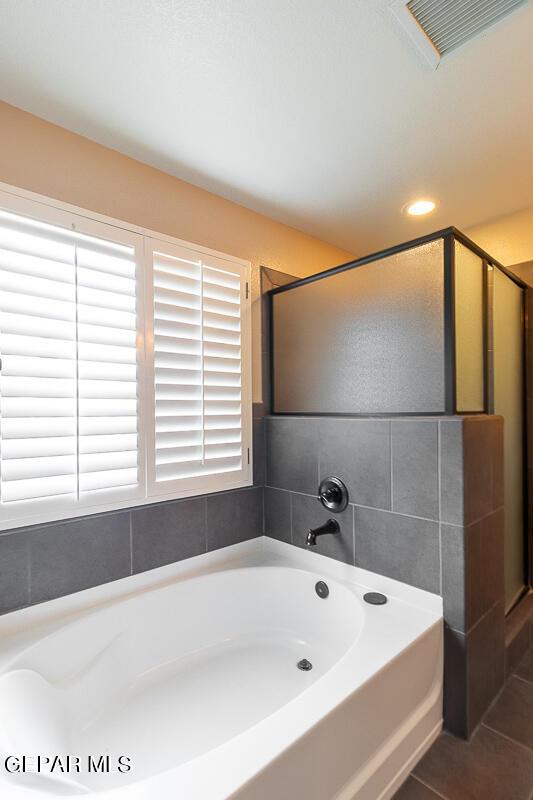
[394,644,533,800]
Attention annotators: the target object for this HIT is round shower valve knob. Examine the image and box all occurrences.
[318,476,349,513]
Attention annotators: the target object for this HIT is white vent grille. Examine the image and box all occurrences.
[146,239,250,496]
[394,0,528,66]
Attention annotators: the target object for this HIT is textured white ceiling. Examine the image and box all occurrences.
[1,0,533,256]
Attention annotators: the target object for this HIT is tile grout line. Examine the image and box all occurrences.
[481,722,533,755]
[204,497,208,552]
[262,485,265,536]
[513,673,533,688]
[316,421,320,490]
[411,774,451,800]
[129,512,133,575]
[464,504,505,530]
[390,420,394,512]
[263,485,441,524]
[289,491,293,545]
[27,533,32,606]
[352,503,356,567]
[438,421,443,595]
[447,597,501,637]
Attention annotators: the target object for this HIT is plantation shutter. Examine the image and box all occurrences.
[0,198,143,523]
[0,209,78,507]
[147,238,251,495]
[76,231,140,496]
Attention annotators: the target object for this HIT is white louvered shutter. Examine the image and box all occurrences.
[0,195,144,525]
[146,238,252,496]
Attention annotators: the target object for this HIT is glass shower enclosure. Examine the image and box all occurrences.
[269,227,527,609]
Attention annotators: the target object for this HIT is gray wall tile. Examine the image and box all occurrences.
[443,625,468,738]
[264,487,291,543]
[131,497,207,574]
[292,493,354,565]
[253,417,266,486]
[266,417,318,494]
[467,601,505,731]
[441,524,466,632]
[355,507,440,593]
[392,420,438,519]
[252,401,265,420]
[30,512,131,605]
[0,532,30,615]
[467,508,504,630]
[440,419,464,525]
[463,416,504,524]
[441,512,503,636]
[319,419,391,509]
[206,487,263,551]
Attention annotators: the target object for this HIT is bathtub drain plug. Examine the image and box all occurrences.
[297,658,313,671]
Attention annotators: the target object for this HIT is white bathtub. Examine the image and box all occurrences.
[0,537,442,800]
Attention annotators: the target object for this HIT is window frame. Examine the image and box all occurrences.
[0,182,253,531]
[144,236,253,500]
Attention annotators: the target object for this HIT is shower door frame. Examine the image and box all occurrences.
[268,225,530,599]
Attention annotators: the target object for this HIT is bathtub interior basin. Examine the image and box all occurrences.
[0,537,443,800]
[0,564,361,792]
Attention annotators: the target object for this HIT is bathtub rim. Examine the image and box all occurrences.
[0,537,443,800]
[0,536,442,640]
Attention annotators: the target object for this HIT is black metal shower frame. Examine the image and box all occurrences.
[268,225,531,592]
[268,225,527,418]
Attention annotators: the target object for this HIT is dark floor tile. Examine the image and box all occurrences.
[393,775,445,800]
[413,728,533,800]
[484,676,533,751]
[515,646,533,684]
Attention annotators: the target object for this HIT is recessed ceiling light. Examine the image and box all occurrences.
[405,199,436,217]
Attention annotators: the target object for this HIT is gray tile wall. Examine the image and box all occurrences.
[265,415,450,593]
[0,485,263,615]
[264,413,505,738]
[0,404,266,616]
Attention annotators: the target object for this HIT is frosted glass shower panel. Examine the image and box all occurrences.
[455,242,485,412]
[493,267,524,608]
[272,239,445,414]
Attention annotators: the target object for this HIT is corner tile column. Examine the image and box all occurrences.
[441,415,505,737]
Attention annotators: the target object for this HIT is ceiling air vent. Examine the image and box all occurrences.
[392,0,529,68]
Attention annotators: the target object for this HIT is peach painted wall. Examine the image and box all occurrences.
[0,101,353,403]
[467,205,533,268]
